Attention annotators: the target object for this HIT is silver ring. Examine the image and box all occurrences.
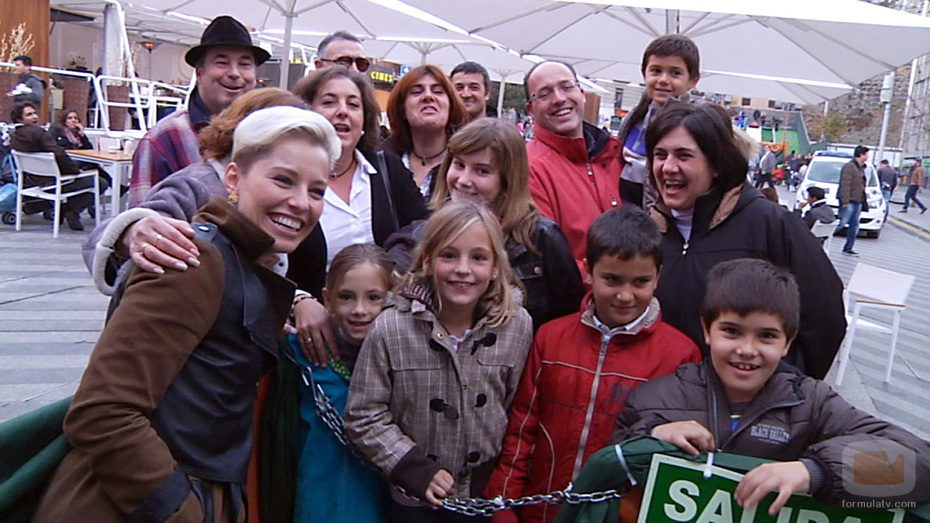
[154,233,163,248]
[140,242,150,254]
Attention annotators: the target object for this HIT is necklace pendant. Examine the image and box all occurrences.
[421,157,427,166]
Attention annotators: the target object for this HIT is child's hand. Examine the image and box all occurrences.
[425,469,454,507]
[650,421,715,455]
[735,461,810,516]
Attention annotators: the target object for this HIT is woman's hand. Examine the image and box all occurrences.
[292,296,339,366]
[650,420,716,456]
[121,216,200,274]
[425,469,454,507]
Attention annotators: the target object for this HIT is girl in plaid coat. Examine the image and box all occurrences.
[346,202,533,521]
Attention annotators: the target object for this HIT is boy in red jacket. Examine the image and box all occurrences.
[484,206,701,522]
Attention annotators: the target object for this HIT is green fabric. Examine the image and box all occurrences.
[556,436,768,523]
[258,350,301,523]
[0,397,72,523]
[556,436,930,523]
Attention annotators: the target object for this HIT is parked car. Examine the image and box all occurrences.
[794,150,886,238]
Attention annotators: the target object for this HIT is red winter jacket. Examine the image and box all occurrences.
[527,122,622,272]
[483,297,701,522]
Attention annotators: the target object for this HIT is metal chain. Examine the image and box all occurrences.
[299,366,626,515]
[440,486,627,517]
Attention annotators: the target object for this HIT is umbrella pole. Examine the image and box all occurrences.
[496,73,508,119]
[666,9,679,33]
[877,72,895,163]
[280,13,296,89]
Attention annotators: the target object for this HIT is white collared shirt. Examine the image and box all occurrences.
[592,305,651,336]
[319,149,376,270]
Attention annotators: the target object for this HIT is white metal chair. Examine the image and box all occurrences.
[810,220,834,254]
[834,263,915,385]
[96,137,122,152]
[10,151,100,238]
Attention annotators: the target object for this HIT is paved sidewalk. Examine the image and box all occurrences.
[0,212,108,423]
[887,190,930,238]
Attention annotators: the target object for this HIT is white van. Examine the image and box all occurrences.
[794,151,886,238]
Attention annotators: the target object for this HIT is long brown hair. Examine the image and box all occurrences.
[430,118,540,254]
[385,65,466,154]
[59,109,82,127]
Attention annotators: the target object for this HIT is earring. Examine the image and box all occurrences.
[228,190,239,204]
[360,129,365,135]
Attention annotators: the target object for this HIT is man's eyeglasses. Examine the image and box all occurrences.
[529,81,579,103]
[319,56,371,72]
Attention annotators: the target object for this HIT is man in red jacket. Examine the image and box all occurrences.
[523,61,622,272]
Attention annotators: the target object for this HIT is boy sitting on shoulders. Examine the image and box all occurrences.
[612,258,930,515]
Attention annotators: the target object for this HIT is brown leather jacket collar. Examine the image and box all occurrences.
[193,196,276,261]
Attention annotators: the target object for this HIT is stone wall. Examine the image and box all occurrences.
[803,65,909,146]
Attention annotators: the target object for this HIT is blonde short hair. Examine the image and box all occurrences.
[232,106,341,172]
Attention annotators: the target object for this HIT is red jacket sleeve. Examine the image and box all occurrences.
[483,336,546,500]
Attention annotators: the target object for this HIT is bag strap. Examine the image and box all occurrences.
[376,151,400,232]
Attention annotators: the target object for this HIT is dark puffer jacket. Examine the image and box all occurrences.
[614,361,930,506]
[651,183,846,379]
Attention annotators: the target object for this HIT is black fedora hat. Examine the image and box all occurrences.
[184,15,271,67]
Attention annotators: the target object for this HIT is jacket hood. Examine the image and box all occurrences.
[650,183,763,235]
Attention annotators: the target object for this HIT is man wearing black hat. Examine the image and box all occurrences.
[128,15,269,206]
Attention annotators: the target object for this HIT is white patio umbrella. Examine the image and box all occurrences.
[52,0,476,87]
[401,0,930,103]
[584,58,851,105]
[365,39,536,114]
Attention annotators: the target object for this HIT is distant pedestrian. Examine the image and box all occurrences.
[836,145,869,256]
[756,145,776,189]
[7,55,45,107]
[787,150,801,190]
[877,159,898,220]
[901,158,927,214]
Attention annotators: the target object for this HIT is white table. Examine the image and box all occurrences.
[67,149,133,217]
